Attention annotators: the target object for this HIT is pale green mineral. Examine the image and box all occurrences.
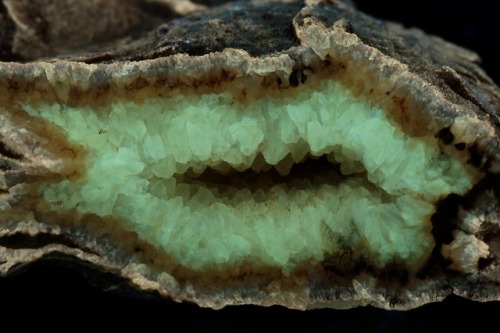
[24,80,474,272]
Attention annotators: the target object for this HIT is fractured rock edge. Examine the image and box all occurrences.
[0,0,499,310]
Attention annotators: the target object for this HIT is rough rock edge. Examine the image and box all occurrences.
[0,0,203,60]
[0,0,499,310]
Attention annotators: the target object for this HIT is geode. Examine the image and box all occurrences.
[0,0,499,310]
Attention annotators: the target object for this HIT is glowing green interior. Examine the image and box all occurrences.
[24,80,474,272]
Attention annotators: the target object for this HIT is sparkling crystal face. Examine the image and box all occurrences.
[23,80,475,273]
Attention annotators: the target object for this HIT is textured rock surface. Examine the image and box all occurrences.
[0,0,499,310]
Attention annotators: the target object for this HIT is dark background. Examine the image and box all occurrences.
[1,1,499,331]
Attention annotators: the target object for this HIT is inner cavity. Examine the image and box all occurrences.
[180,154,345,196]
[22,80,475,272]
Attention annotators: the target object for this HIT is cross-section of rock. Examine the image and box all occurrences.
[0,0,499,310]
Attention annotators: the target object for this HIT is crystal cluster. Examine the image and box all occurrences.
[24,80,474,271]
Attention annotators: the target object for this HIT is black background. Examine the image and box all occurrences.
[1,1,499,331]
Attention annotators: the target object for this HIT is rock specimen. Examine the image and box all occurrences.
[0,0,499,310]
